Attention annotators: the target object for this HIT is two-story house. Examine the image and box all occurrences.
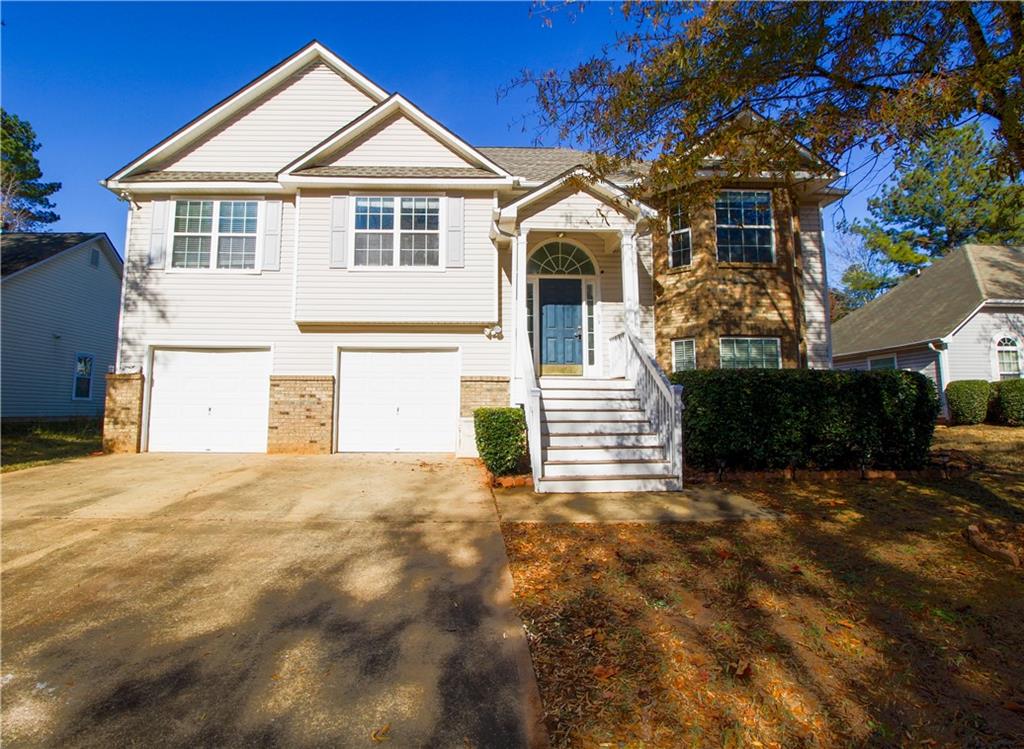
[102,41,838,492]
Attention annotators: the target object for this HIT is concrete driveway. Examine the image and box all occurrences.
[1,454,545,748]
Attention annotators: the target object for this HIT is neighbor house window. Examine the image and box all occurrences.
[668,202,691,268]
[171,199,258,270]
[73,353,94,400]
[715,190,774,263]
[997,336,1021,379]
[720,337,781,369]
[672,339,696,372]
[353,196,441,268]
[869,356,897,370]
[90,248,100,267]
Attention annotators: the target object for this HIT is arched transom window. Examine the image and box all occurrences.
[527,242,596,275]
[996,336,1021,380]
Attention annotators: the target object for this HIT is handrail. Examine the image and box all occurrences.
[517,337,544,486]
[613,330,684,486]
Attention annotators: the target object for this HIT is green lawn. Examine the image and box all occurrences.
[1,420,102,473]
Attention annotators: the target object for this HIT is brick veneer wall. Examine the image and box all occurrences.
[653,186,807,371]
[103,373,145,453]
[267,375,335,454]
[460,376,510,417]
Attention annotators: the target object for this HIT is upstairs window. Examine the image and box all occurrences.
[171,199,258,270]
[720,337,781,369]
[668,202,691,268]
[672,339,696,371]
[997,336,1021,380]
[72,353,94,400]
[715,190,774,263]
[353,196,441,268]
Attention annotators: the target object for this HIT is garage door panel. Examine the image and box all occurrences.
[148,349,271,453]
[338,350,458,453]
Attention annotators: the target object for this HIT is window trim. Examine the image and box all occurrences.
[868,354,899,371]
[718,336,782,369]
[714,189,776,265]
[72,352,95,401]
[671,338,697,372]
[667,201,691,269]
[348,192,447,272]
[993,333,1023,380]
[165,197,264,274]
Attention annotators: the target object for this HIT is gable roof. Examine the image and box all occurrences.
[477,147,647,184]
[280,94,512,179]
[1,233,120,278]
[832,244,1024,357]
[106,41,388,184]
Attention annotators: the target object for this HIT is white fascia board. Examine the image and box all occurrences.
[277,175,512,189]
[282,94,513,178]
[502,168,656,223]
[107,181,288,194]
[107,42,387,183]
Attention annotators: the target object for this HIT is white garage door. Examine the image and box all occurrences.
[338,349,459,452]
[148,348,271,453]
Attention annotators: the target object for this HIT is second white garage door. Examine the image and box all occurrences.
[148,348,271,453]
[338,349,459,452]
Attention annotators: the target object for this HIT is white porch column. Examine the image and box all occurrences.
[620,232,640,335]
[511,229,529,403]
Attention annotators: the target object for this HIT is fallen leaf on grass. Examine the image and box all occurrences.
[790,565,803,575]
[837,619,855,629]
[1002,701,1024,714]
[593,665,620,680]
[371,724,391,742]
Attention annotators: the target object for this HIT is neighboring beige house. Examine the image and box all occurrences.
[833,244,1024,414]
[1,232,123,420]
[102,41,837,491]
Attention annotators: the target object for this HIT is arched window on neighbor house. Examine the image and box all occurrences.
[996,336,1022,380]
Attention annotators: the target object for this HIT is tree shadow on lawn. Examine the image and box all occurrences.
[503,471,1024,747]
[0,516,537,748]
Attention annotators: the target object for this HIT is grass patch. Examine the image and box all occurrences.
[503,425,1024,747]
[1,419,102,472]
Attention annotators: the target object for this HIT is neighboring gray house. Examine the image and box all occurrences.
[833,244,1024,413]
[1,233,123,419]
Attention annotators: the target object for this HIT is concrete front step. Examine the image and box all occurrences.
[542,460,674,478]
[543,410,646,422]
[543,445,666,462]
[537,475,682,493]
[543,432,662,448]
[542,397,641,410]
[543,420,653,435]
[539,377,634,390]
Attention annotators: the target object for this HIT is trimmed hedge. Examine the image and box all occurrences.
[996,379,1024,426]
[945,380,991,425]
[474,407,527,475]
[670,369,939,472]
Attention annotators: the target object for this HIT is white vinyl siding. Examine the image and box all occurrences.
[163,62,377,172]
[798,203,832,368]
[946,305,1024,381]
[720,337,781,369]
[116,198,512,378]
[1,239,121,418]
[324,112,472,168]
[672,339,696,371]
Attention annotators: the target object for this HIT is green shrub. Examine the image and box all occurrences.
[669,369,939,472]
[474,407,527,475]
[945,380,991,425]
[987,381,1002,423]
[995,379,1024,426]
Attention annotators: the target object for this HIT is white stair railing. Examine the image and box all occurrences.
[611,331,684,485]
[517,336,543,485]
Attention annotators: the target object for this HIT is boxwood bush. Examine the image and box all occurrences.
[474,407,527,475]
[945,380,991,425]
[995,379,1024,426]
[670,369,939,472]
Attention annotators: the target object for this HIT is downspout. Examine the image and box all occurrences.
[929,339,950,420]
[113,191,136,373]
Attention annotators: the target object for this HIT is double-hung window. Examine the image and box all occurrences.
[715,190,774,263]
[869,356,897,371]
[668,202,691,268]
[353,196,441,268]
[997,336,1021,379]
[720,337,781,369]
[171,199,259,270]
[73,353,94,400]
[672,339,696,372]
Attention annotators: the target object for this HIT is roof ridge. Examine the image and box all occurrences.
[961,244,987,300]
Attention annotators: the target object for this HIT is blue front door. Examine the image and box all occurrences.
[540,278,583,375]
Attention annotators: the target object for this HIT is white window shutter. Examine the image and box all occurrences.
[330,196,348,268]
[148,200,169,268]
[446,196,464,268]
[262,200,282,271]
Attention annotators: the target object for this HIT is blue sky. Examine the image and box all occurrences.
[3,1,879,282]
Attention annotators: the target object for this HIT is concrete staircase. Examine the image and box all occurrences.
[537,377,681,492]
